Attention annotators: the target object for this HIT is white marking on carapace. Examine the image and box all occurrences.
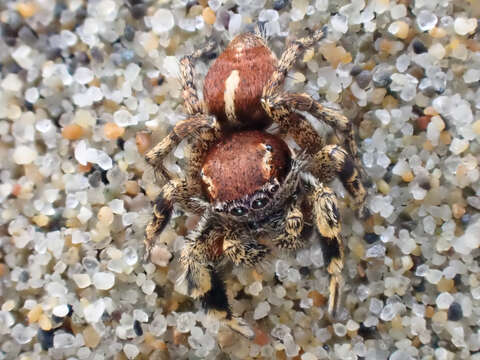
[224,70,240,123]
[233,42,245,57]
[260,143,273,178]
[201,169,217,199]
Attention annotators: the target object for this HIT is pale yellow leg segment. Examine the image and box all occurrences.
[311,144,368,219]
[273,201,306,250]
[223,234,269,267]
[304,174,345,317]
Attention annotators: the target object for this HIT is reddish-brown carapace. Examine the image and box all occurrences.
[144,27,369,339]
[201,130,290,203]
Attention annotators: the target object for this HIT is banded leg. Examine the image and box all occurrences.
[223,230,270,266]
[180,217,254,339]
[272,202,306,250]
[145,182,174,258]
[145,178,213,260]
[311,145,368,219]
[180,41,216,115]
[277,112,325,155]
[302,174,344,317]
[185,125,222,189]
[261,27,328,155]
[263,26,327,98]
[263,92,359,163]
[145,114,219,181]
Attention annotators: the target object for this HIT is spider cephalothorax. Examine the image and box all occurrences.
[201,130,291,221]
[144,27,368,338]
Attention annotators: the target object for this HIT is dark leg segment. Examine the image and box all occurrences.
[311,145,368,219]
[262,27,327,98]
[145,114,219,181]
[180,216,255,338]
[223,232,270,266]
[272,202,306,250]
[302,173,344,316]
[200,269,231,317]
[145,182,174,259]
[179,41,216,115]
[263,92,358,161]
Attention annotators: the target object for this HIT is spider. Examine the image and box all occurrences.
[144,27,368,338]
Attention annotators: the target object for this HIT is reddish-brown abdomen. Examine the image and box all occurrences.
[203,33,277,129]
[201,130,291,203]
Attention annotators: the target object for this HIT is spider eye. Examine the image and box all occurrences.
[252,197,269,209]
[270,184,279,193]
[231,206,248,216]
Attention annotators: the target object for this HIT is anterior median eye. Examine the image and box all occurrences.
[252,197,269,209]
[269,184,279,193]
[231,206,248,216]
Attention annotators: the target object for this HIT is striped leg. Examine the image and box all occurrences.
[272,201,306,250]
[261,27,328,155]
[301,173,344,317]
[179,217,255,339]
[179,40,216,115]
[145,114,219,181]
[223,231,270,266]
[263,92,360,166]
[262,27,327,97]
[311,145,368,219]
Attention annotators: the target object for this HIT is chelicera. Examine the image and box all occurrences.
[144,27,368,338]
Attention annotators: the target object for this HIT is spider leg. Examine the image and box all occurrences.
[272,201,306,250]
[145,179,208,260]
[180,40,216,115]
[223,229,270,266]
[277,112,325,155]
[145,113,219,181]
[185,127,221,188]
[302,173,344,317]
[263,92,363,174]
[180,216,255,339]
[263,26,327,98]
[311,145,368,219]
[260,27,327,155]
[144,181,175,259]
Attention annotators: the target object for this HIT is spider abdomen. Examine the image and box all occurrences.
[201,130,290,203]
[203,33,277,130]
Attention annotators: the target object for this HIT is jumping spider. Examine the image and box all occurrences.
[144,27,368,338]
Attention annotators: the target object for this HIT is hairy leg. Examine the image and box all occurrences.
[185,125,222,189]
[179,41,216,115]
[179,216,254,339]
[302,173,344,317]
[261,27,327,155]
[145,114,218,181]
[144,181,175,259]
[272,201,306,250]
[274,112,325,155]
[222,229,270,266]
[144,178,210,259]
[263,92,360,164]
[311,144,368,219]
[263,27,327,98]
